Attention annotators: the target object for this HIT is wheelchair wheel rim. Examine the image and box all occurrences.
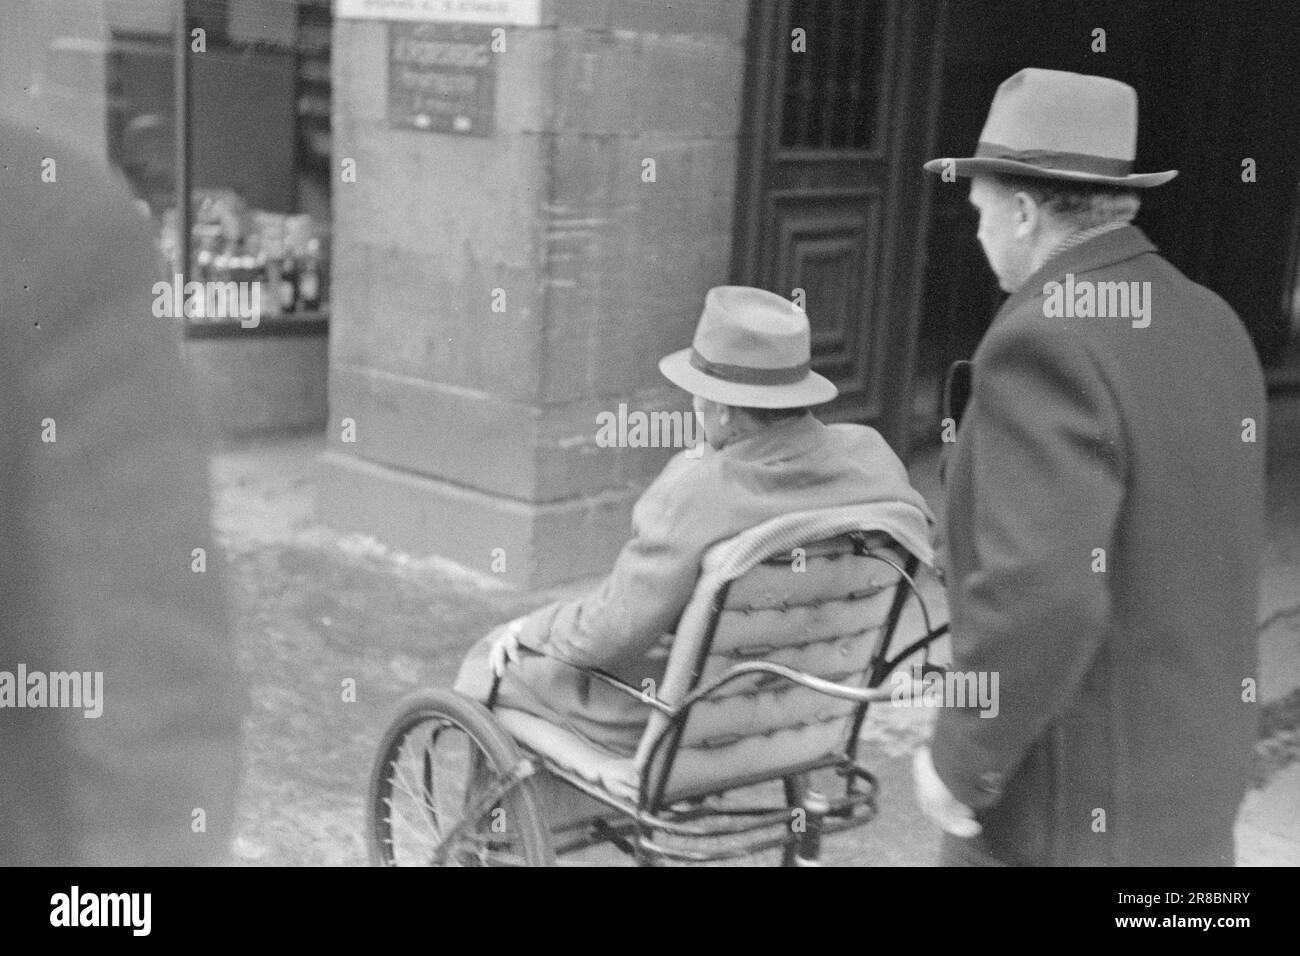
[373,714,534,867]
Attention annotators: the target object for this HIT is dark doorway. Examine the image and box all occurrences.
[732,0,946,456]
[736,0,1300,452]
[917,0,1300,424]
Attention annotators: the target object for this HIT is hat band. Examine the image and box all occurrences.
[975,141,1133,177]
[689,348,810,386]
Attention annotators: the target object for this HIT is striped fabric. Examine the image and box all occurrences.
[501,504,934,808]
[633,504,932,802]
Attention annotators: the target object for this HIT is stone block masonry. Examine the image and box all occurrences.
[320,3,749,587]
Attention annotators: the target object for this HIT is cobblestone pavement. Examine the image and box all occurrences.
[215,406,1299,865]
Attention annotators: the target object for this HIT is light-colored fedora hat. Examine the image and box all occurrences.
[658,286,838,409]
[923,68,1176,188]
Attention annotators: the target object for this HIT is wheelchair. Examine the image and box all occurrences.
[366,505,948,866]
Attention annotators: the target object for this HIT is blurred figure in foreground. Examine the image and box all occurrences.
[0,118,244,865]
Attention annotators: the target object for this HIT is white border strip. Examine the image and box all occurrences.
[336,0,542,26]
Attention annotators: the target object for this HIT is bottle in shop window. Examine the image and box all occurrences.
[298,238,322,312]
[188,232,216,319]
[194,246,213,282]
[207,245,233,319]
[229,242,258,323]
[257,245,280,317]
[189,248,213,320]
[278,252,298,313]
[227,239,251,281]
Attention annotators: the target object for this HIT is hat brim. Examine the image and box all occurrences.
[658,348,838,408]
[923,156,1177,188]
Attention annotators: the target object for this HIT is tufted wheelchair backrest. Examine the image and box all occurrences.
[632,505,928,806]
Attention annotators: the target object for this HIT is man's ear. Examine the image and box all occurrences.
[1011,190,1039,239]
[717,404,732,426]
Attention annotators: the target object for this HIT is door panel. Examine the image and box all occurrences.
[732,0,944,454]
[763,186,883,395]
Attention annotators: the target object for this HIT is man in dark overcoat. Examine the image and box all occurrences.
[914,69,1266,866]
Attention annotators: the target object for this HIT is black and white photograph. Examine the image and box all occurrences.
[1,0,1297,906]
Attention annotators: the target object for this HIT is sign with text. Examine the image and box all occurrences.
[388,23,496,136]
[337,0,541,25]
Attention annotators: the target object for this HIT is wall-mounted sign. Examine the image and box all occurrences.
[337,0,541,26]
[388,23,496,136]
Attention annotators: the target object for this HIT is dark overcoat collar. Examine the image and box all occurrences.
[998,224,1158,320]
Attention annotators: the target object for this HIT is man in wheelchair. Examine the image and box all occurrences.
[453,286,933,762]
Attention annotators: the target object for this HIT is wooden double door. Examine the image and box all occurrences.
[731,0,945,456]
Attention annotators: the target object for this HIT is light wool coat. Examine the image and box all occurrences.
[455,414,932,755]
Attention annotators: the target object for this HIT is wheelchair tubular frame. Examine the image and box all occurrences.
[515,540,949,864]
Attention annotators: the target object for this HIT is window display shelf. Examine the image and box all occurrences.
[182,310,329,339]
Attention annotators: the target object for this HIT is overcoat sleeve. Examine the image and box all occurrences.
[514,452,707,672]
[930,318,1127,810]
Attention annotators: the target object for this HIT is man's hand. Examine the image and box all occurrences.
[913,744,982,838]
[488,617,528,677]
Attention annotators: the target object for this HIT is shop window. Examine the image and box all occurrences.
[106,0,332,333]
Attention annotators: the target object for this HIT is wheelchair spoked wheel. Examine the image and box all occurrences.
[367,690,555,866]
